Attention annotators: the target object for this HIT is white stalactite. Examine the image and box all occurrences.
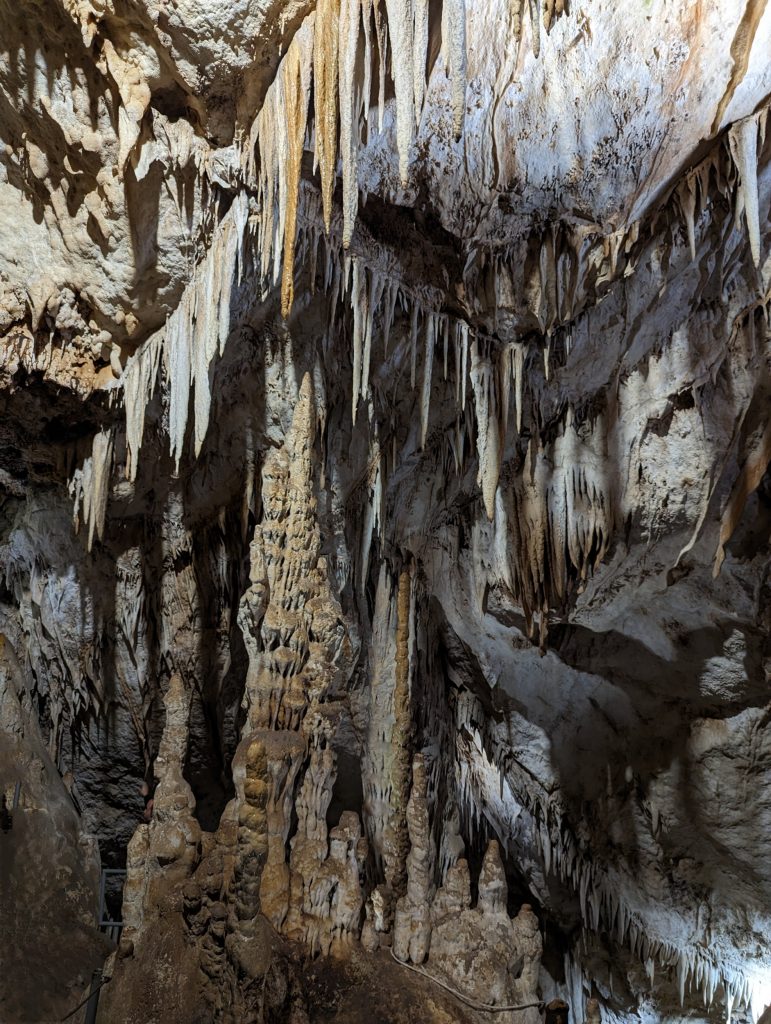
[413,0,429,126]
[729,112,765,269]
[373,0,388,131]
[443,0,467,139]
[410,302,419,389]
[339,0,360,246]
[351,257,368,423]
[420,314,435,448]
[123,329,163,481]
[384,0,415,184]
[70,427,115,552]
[470,340,501,519]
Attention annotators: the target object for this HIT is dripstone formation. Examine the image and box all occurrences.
[1,2,771,1023]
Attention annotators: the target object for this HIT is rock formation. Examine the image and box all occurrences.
[2,1,771,1022]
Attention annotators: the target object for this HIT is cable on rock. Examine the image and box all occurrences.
[390,947,544,1014]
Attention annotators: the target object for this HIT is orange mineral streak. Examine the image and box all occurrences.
[281,25,315,318]
[314,0,341,234]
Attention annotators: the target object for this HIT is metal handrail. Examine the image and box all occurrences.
[61,969,110,1022]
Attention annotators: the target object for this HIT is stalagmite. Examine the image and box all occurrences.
[393,754,434,964]
[360,443,382,590]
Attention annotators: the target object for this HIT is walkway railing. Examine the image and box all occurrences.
[98,868,127,942]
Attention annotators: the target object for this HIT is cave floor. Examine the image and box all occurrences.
[295,946,479,1024]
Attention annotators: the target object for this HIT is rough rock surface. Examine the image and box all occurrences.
[2,1,771,1023]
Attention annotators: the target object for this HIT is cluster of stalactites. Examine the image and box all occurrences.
[453,691,766,1024]
[674,105,768,269]
[76,91,770,562]
[244,0,468,316]
[120,192,249,476]
[491,408,612,644]
[507,0,566,60]
[69,426,115,552]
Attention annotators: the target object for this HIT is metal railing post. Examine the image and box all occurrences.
[97,869,106,928]
[83,969,102,1024]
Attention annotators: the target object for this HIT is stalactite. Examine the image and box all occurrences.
[361,0,374,130]
[420,314,435,449]
[528,0,540,58]
[363,271,385,406]
[383,280,397,355]
[351,257,368,423]
[70,427,115,552]
[373,0,388,131]
[339,0,360,247]
[281,21,315,315]
[164,193,247,467]
[384,0,415,184]
[413,0,429,126]
[511,0,523,47]
[460,321,469,411]
[470,340,501,519]
[442,0,467,139]
[512,341,525,433]
[314,0,341,233]
[410,302,419,389]
[679,174,697,261]
[441,316,449,381]
[729,111,766,269]
[123,329,163,482]
[166,293,192,470]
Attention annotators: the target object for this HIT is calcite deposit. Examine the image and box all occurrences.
[1,1,771,1023]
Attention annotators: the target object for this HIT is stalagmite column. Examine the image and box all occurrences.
[392,753,434,963]
[362,565,414,942]
[121,674,201,938]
